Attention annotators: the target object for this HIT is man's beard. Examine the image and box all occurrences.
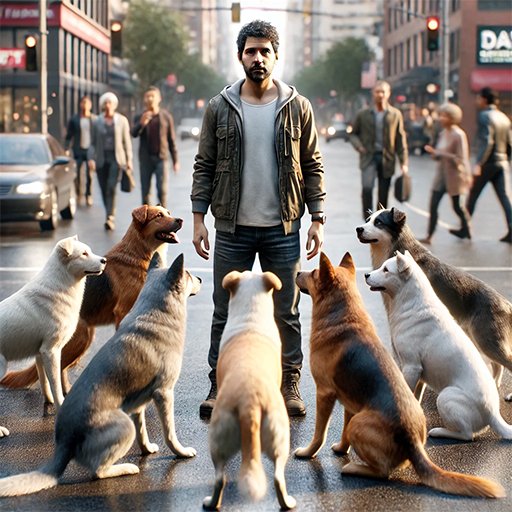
[244,64,271,83]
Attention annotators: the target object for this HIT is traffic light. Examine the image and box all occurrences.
[24,34,37,71]
[426,16,440,51]
[231,2,241,23]
[110,20,123,57]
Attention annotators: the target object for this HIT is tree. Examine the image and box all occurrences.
[123,0,188,91]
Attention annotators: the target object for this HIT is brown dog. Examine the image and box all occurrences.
[204,271,296,510]
[294,252,505,498]
[1,205,182,399]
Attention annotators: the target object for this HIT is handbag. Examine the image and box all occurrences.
[394,173,412,203]
[120,168,135,193]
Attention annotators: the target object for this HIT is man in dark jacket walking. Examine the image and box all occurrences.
[65,95,96,206]
[132,86,179,208]
[467,87,512,243]
[350,80,408,219]
[191,20,326,420]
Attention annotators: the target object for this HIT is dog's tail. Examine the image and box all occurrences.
[489,413,512,440]
[0,326,93,389]
[238,406,267,502]
[410,443,505,498]
[0,445,72,497]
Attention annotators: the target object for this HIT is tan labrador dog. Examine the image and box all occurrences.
[204,271,296,511]
[294,252,504,498]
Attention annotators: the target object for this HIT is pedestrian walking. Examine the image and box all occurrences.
[349,80,408,219]
[88,92,133,231]
[466,87,512,244]
[65,95,96,206]
[131,86,179,208]
[191,20,326,420]
[419,103,472,244]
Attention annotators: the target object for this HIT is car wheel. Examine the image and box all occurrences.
[61,188,77,220]
[40,189,59,231]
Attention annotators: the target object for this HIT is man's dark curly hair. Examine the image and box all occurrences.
[236,20,280,57]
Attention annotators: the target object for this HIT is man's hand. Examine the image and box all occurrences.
[173,161,180,173]
[87,159,96,172]
[193,214,210,260]
[306,222,324,260]
[140,111,153,127]
[401,164,409,174]
[473,164,482,176]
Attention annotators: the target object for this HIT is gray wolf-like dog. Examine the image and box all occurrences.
[366,250,512,441]
[0,236,105,437]
[0,253,200,496]
[356,207,512,401]
[204,271,296,510]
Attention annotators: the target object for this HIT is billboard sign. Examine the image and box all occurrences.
[477,26,512,66]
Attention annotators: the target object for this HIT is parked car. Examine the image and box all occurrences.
[325,120,352,143]
[177,117,203,141]
[0,133,77,231]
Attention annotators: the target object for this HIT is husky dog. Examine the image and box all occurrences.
[0,236,106,436]
[294,252,505,498]
[356,207,512,400]
[204,271,296,510]
[366,251,512,441]
[0,253,200,496]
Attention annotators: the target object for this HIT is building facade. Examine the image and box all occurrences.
[0,0,126,141]
[383,0,512,143]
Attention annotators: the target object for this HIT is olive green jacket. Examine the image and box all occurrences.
[191,79,325,235]
[350,105,408,178]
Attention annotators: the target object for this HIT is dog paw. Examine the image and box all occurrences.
[141,442,159,455]
[280,494,297,510]
[0,426,10,438]
[176,446,197,458]
[202,496,219,510]
[331,442,350,455]
[294,447,315,459]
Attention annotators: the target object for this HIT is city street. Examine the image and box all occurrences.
[1,137,511,512]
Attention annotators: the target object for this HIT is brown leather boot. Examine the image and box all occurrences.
[281,371,306,417]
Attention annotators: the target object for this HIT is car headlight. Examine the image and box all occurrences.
[346,125,353,134]
[327,126,336,136]
[191,127,200,136]
[16,181,45,194]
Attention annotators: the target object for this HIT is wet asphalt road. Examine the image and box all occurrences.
[0,138,511,512]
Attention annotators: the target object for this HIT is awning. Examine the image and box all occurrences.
[470,69,512,92]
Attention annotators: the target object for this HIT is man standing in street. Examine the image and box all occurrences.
[467,87,512,244]
[65,95,96,206]
[349,80,408,219]
[132,86,180,208]
[191,20,326,420]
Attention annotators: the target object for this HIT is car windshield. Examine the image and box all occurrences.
[0,136,51,166]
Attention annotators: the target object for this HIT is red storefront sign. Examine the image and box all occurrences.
[470,69,512,92]
[0,2,110,53]
[0,48,26,69]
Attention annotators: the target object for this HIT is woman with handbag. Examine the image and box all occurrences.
[419,103,472,244]
[88,92,134,230]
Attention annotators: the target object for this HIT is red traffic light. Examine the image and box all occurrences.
[426,16,440,31]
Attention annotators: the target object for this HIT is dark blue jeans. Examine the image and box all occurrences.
[139,153,167,208]
[74,148,92,197]
[209,225,302,374]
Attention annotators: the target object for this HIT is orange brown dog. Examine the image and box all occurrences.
[204,271,295,510]
[294,252,505,498]
[1,205,182,395]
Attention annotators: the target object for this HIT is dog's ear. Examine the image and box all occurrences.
[149,252,164,271]
[132,205,149,225]
[319,252,336,282]
[222,271,242,293]
[338,252,355,274]
[395,251,411,274]
[391,207,406,226]
[167,253,184,284]
[57,236,76,258]
[262,271,282,292]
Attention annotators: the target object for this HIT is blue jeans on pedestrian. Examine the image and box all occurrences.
[139,153,167,208]
[209,225,302,375]
[74,148,92,198]
[96,152,120,219]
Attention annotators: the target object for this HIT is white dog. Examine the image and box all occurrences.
[204,271,296,510]
[365,251,512,441]
[0,236,105,436]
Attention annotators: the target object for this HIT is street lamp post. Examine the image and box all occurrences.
[40,0,48,134]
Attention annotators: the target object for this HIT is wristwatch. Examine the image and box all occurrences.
[311,213,326,225]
